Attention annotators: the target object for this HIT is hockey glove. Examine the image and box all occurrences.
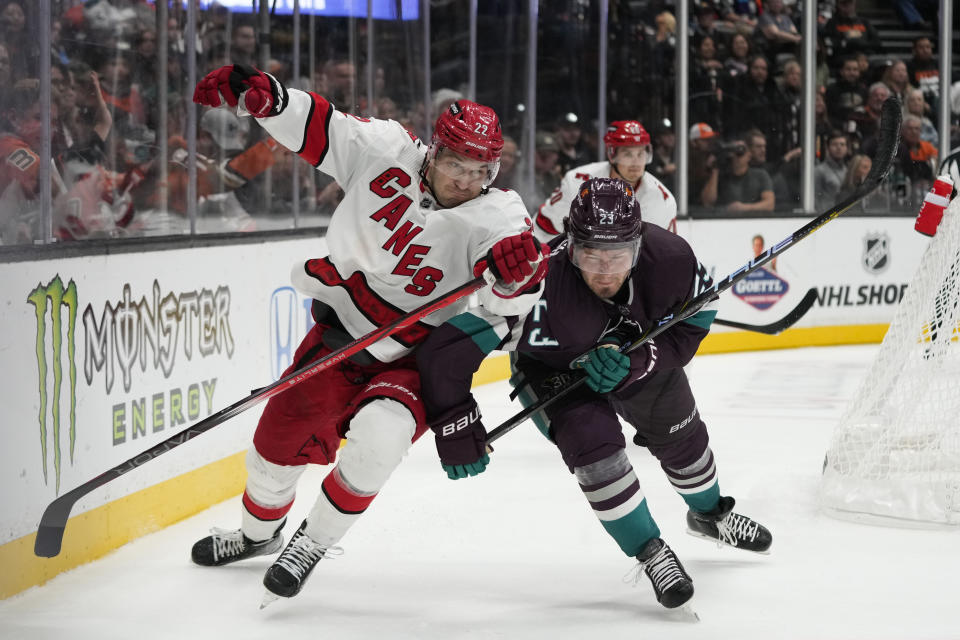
[193,64,289,118]
[474,230,550,298]
[579,344,631,393]
[431,399,490,480]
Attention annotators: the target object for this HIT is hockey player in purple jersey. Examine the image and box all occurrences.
[417,177,772,611]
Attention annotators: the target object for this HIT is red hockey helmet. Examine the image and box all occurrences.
[430,100,503,187]
[565,177,643,274]
[603,120,651,148]
[604,120,652,167]
[432,100,504,163]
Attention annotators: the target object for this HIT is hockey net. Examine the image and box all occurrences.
[821,196,960,526]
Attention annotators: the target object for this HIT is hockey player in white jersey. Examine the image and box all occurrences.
[534,120,677,239]
[188,63,549,604]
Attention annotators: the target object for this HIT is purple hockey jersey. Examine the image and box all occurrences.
[416,223,718,422]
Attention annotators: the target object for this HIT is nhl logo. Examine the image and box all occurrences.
[862,233,890,274]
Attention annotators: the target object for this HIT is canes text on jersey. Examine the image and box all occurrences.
[369,168,443,296]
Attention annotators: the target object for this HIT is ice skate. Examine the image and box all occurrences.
[261,519,341,605]
[191,521,285,566]
[686,496,772,554]
[633,537,695,612]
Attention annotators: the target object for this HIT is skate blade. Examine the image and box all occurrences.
[680,602,700,622]
[259,591,281,610]
[670,602,700,622]
[685,529,771,555]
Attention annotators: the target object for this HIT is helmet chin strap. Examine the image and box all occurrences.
[419,155,456,210]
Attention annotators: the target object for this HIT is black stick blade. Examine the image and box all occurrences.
[34,493,77,557]
[713,288,818,335]
[863,97,902,188]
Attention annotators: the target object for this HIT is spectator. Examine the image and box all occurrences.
[823,0,880,69]
[814,89,834,160]
[825,55,867,132]
[230,22,257,67]
[692,3,727,56]
[745,128,769,171]
[375,97,398,121]
[493,135,520,191]
[815,130,849,208]
[690,36,724,129]
[897,114,937,200]
[723,32,752,82]
[854,52,875,85]
[0,0,33,79]
[906,37,939,111]
[893,0,938,31]
[322,58,358,112]
[703,136,775,213]
[837,153,888,210]
[881,60,913,106]
[526,130,562,213]
[0,41,11,88]
[688,122,720,210]
[0,82,44,243]
[779,59,803,153]
[95,49,146,136]
[50,61,77,149]
[756,0,801,59]
[853,82,892,149]
[553,112,590,176]
[717,0,760,33]
[725,55,784,154]
[648,122,677,193]
[904,87,938,147]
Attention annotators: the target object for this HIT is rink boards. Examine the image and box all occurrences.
[0,215,932,598]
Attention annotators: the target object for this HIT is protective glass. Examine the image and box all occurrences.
[569,239,641,274]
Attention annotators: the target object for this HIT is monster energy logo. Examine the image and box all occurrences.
[27,276,78,494]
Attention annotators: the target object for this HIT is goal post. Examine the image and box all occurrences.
[821,195,960,526]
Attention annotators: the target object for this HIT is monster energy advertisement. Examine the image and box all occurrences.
[26,276,235,494]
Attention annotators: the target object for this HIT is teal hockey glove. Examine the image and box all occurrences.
[580,344,631,393]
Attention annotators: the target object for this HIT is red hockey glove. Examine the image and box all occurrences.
[914,176,954,237]
[193,64,288,118]
[474,230,550,297]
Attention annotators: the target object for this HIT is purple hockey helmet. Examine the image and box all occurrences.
[564,177,643,274]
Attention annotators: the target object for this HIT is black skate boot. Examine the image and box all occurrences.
[262,520,340,601]
[686,496,772,553]
[635,538,695,609]
[191,520,285,566]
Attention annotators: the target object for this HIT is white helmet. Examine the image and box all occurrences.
[200,108,250,151]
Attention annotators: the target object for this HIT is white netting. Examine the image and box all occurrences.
[821,196,960,526]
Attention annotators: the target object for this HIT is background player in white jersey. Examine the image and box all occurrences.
[188,63,549,604]
[534,120,678,239]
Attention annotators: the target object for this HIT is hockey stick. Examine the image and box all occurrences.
[711,287,818,335]
[487,97,902,446]
[34,276,487,558]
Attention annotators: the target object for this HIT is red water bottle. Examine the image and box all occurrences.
[914,176,954,237]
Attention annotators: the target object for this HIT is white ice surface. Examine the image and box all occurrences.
[2,345,959,639]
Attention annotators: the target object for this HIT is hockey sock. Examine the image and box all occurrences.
[242,447,306,541]
[662,446,720,513]
[575,450,661,557]
[305,399,415,545]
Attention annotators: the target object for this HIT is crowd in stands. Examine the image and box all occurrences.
[1,0,958,245]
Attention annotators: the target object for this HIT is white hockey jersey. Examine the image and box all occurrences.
[256,89,538,362]
[534,161,677,242]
